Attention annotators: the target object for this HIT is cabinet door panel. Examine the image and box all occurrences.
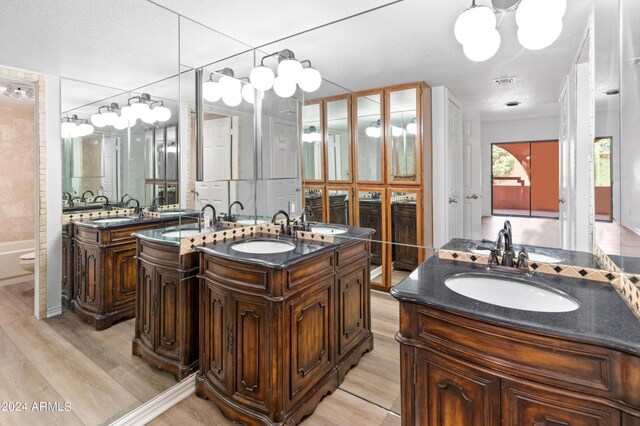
[337,265,367,357]
[415,349,500,426]
[156,267,180,359]
[203,283,229,393]
[502,380,621,426]
[288,279,334,405]
[137,262,155,350]
[112,245,137,308]
[233,295,269,411]
[76,243,100,312]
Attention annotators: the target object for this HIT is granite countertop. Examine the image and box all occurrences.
[133,224,214,246]
[73,210,199,230]
[443,238,602,270]
[197,232,336,269]
[196,224,375,268]
[608,254,640,275]
[391,255,640,356]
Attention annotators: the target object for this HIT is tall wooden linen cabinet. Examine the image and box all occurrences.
[301,82,433,291]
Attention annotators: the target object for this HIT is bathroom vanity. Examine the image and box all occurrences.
[131,226,203,381]
[194,226,374,425]
[71,214,197,330]
[392,246,640,425]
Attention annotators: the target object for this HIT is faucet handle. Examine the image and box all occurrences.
[516,248,529,270]
[477,246,499,266]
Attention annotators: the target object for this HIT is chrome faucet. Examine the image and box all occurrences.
[300,206,314,230]
[63,192,72,201]
[120,193,130,204]
[495,228,513,267]
[272,210,291,236]
[125,197,140,209]
[228,201,244,220]
[94,195,110,210]
[200,204,216,232]
[81,190,94,202]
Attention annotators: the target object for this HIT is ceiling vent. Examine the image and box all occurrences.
[493,76,517,86]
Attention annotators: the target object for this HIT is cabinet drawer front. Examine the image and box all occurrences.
[286,252,334,290]
[335,240,370,269]
[287,279,334,407]
[203,257,268,291]
[502,380,621,426]
[416,307,616,395]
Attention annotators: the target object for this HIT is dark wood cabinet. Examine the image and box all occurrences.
[62,223,74,309]
[132,237,199,381]
[72,218,192,330]
[392,201,418,271]
[358,198,382,265]
[196,238,373,425]
[397,302,640,426]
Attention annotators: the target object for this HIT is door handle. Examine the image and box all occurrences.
[465,194,479,200]
[448,197,458,204]
[559,198,566,204]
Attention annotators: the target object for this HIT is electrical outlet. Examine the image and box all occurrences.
[290,203,296,213]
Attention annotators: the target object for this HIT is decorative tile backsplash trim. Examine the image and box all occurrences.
[62,209,136,224]
[594,245,640,319]
[178,223,334,255]
[437,249,640,319]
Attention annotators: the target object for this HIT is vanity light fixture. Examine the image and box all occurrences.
[406,118,417,135]
[365,120,381,138]
[203,69,262,107]
[120,93,171,125]
[249,49,322,97]
[61,114,94,138]
[1,85,35,100]
[454,0,567,62]
[391,125,404,137]
[302,125,321,143]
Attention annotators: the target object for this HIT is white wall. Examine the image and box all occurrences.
[45,74,62,317]
[480,115,559,215]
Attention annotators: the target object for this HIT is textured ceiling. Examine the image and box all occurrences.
[0,0,602,117]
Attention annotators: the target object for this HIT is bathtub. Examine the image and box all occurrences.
[0,239,35,287]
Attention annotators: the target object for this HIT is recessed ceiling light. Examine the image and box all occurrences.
[505,101,521,107]
[604,89,619,96]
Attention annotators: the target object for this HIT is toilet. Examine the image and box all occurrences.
[19,251,35,273]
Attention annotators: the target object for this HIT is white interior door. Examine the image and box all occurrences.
[203,116,232,181]
[101,136,117,200]
[559,77,571,249]
[446,96,464,240]
[463,115,482,240]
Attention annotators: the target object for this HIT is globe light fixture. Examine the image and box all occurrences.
[406,118,417,135]
[515,0,566,50]
[463,29,501,62]
[391,125,404,137]
[203,77,222,102]
[273,76,297,98]
[241,82,255,104]
[454,4,496,45]
[152,102,172,122]
[90,111,106,127]
[298,64,322,93]
[365,120,382,138]
[249,65,275,91]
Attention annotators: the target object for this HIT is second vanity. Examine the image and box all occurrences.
[392,241,640,425]
[132,222,375,424]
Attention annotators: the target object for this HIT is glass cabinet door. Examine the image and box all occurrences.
[304,187,324,221]
[390,190,421,285]
[302,103,323,182]
[356,92,384,183]
[326,97,351,182]
[327,188,351,225]
[388,87,419,183]
[357,189,385,288]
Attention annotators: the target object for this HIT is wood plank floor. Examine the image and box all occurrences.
[149,290,402,425]
[0,280,177,426]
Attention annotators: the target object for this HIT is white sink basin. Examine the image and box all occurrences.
[444,274,579,312]
[162,229,200,238]
[158,210,188,217]
[236,219,269,225]
[92,218,134,224]
[231,240,296,254]
[469,248,563,264]
[309,225,348,235]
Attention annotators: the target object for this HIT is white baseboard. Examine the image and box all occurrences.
[47,304,62,318]
[0,273,34,288]
[109,373,196,426]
